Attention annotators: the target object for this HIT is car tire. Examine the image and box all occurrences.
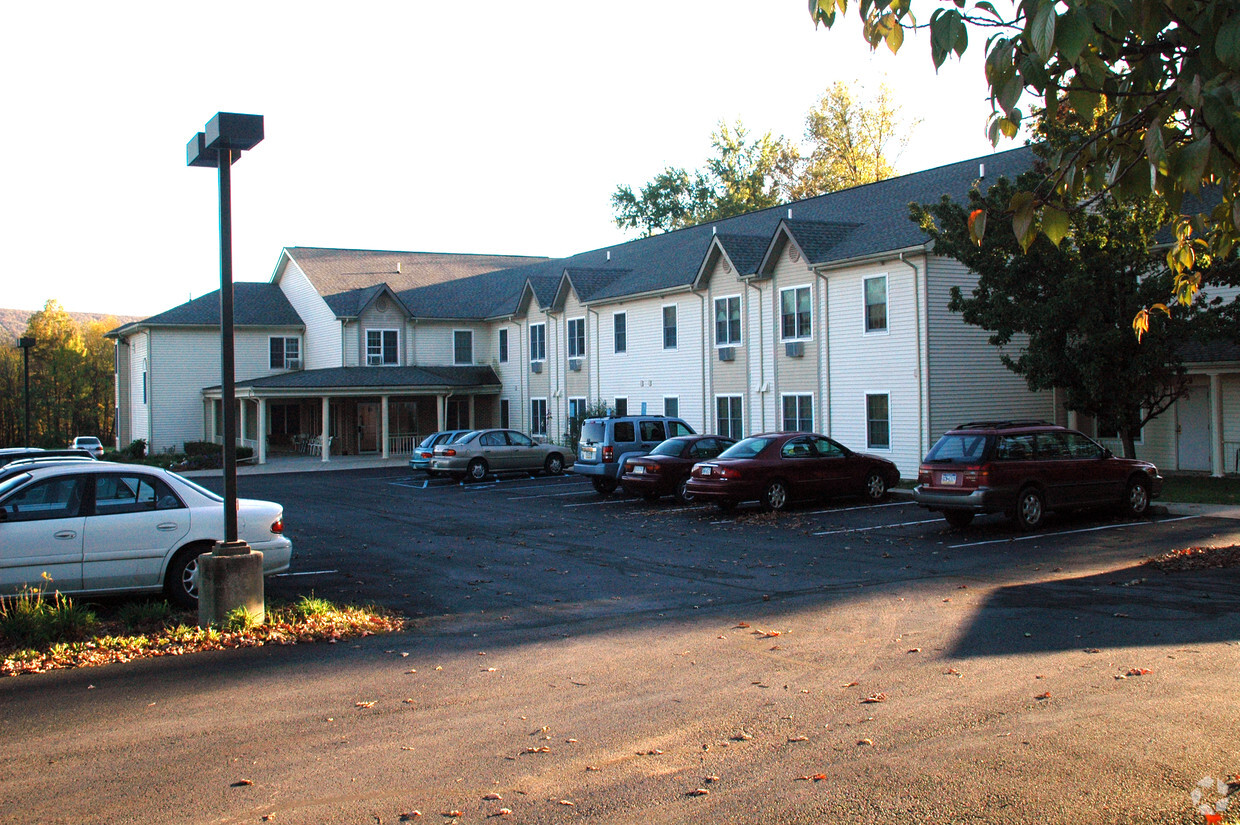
[762,479,789,512]
[591,476,618,495]
[674,478,695,504]
[544,454,564,475]
[467,458,488,482]
[863,471,889,502]
[164,544,209,610]
[1012,486,1046,531]
[1123,476,1151,517]
[943,510,974,528]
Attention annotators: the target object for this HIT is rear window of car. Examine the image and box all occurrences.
[924,434,991,464]
[167,472,224,503]
[581,422,605,444]
[718,437,771,460]
[650,438,689,457]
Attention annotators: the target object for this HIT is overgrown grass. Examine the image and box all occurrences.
[1160,474,1240,505]
[1,592,403,677]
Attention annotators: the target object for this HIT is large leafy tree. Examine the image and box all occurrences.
[809,0,1240,320]
[912,173,1199,459]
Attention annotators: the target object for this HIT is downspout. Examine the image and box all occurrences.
[899,252,926,462]
[745,279,766,433]
[814,268,831,436]
[698,290,707,432]
[587,306,600,404]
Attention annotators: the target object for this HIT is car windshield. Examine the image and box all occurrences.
[718,437,772,460]
[650,438,689,457]
[580,421,605,445]
[166,472,224,503]
[924,434,991,464]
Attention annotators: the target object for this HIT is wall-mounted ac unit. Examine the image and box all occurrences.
[530,361,543,374]
[785,341,804,358]
[285,358,303,370]
[569,358,582,372]
[718,347,735,362]
[366,355,383,366]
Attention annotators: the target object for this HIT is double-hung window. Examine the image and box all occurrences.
[530,398,548,436]
[529,323,546,363]
[567,318,586,359]
[269,336,300,369]
[498,328,509,363]
[864,276,888,333]
[663,305,678,349]
[715,296,741,346]
[716,395,743,439]
[782,394,814,432]
[613,312,627,354]
[453,330,473,365]
[366,329,399,365]
[866,393,890,449]
[780,286,812,340]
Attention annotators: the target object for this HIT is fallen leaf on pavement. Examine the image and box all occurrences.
[1035,692,1051,700]
[399,812,421,821]
[231,779,253,787]
[944,668,961,676]
[444,812,463,818]
[1125,668,1152,676]
[559,800,575,807]
[483,793,502,801]
[687,788,710,797]
[523,747,551,754]
[861,693,888,704]
[704,775,720,783]
[788,735,809,742]
[856,739,873,746]
[586,766,601,772]
[735,622,750,628]
[356,701,377,708]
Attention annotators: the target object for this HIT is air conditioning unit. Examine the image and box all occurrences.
[718,347,735,362]
[285,358,302,370]
[531,361,543,374]
[785,341,804,358]
[367,355,383,366]
[569,358,582,372]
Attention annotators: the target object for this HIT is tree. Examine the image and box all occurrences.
[912,172,1198,458]
[808,0,1240,318]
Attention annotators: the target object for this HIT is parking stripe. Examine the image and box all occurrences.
[274,569,339,577]
[801,500,913,516]
[509,489,598,500]
[946,515,1202,549]
[811,518,942,537]
[563,498,632,508]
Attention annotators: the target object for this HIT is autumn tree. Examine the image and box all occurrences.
[807,0,1240,321]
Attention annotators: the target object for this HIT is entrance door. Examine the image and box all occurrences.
[358,402,380,453]
[1177,384,1211,471]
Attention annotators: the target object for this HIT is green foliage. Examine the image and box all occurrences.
[911,168,1201,458]
[116,600,173,631]
[224,607,258,632]
[183,441,219,457]
[0,583,98,650]
[566,400,611,452]
[289,594,336,621]
[808,0,1240,313]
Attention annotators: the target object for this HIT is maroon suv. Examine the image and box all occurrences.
[913,421,1163,530]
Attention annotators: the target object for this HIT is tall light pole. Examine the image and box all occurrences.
[17,337,34,447]
[187,112,266,626]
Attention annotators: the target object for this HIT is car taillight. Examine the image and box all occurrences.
[270,517,284,534]
[624,461,635,472]
[647,462,660,473]
[603,446,614,462]
[717,466,741,479]
[961,465,991,486]
[419,451,431,458]
[918,467,931,484]
[443,448,457,457]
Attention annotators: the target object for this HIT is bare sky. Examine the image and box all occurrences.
[1,1,1013,318]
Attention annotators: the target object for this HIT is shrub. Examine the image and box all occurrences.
[123,439,147,459]
[0,584,98,650]
[183,441,219,457]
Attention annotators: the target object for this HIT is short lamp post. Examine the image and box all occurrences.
[17,337,35,447]
[187,112,266,628]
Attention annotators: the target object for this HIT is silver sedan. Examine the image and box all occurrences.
[430,429,573,481]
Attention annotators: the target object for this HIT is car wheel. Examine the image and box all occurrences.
[467,458,488,482]
[591,476,618,495]
[544,454,564,475]
[164,544,208,610]
[1123,476,1150,517]
[762,479,789,512]
[674,478,695,504]
[943,510,974,528]
[1013,486,1045,531]
[863,471,889,502]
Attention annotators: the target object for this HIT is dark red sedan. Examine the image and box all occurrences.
[620,435,737,503]
[685,432,900,512]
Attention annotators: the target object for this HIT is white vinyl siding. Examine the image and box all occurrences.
[277,256,340,370]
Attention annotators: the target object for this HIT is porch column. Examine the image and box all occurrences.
[437,394,446,430]
[321,396,331,462]
[206,399,217,443]
[238,399,248,450]
[381,395,390,459]
[256,398,267,465]
[468,394,476,428]
[1211,372,1224,477]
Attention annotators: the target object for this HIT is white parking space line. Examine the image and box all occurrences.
[563,498,633,508]
[274,569,339,577]
[947,515,1202,549]
[509,489,599,500]
[811,518,942,536]
[801,500,913,516]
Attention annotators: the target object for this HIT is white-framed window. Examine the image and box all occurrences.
[664,396,679,418]
[530,398,548,436]
[614,397,628,416]
[142,357,148,405]
[782,394,814,432]
[663,304,678,350]
[529,322,546,362]
[366,329,400,365]
[269,336,300,369]
[864,275,888,333]
[567,317,586,359]
[453,330,473,365]
[498,328,509,363]
[568,396,586,425]
[866,393,890,449]
[715,296,742,346]
[613,312,627,354]
[716,395,743,440]
[780,285,812,341]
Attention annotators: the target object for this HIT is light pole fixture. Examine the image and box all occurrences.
[17,337,35,447]
[186,112,266,626]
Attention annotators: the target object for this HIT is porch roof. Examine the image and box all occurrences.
[204,365,502,397]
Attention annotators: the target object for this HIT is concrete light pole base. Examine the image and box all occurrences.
[197,543,265,627]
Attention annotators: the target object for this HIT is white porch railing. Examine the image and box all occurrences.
[388,433,420,455]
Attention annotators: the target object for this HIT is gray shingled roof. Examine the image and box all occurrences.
[109,283,302,337]
[222,365,501,391]
[1180,340,1240,364]
[782,220,861,262]
[714,233,770,275]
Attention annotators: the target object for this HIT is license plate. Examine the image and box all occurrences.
[583,447,595,459]
[701,466,712,476]
[940,472,957,485]
[631,465,645,474]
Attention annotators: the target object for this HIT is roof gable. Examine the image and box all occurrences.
[110,282,303,337]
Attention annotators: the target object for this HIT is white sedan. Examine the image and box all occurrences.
[0,460,291,608]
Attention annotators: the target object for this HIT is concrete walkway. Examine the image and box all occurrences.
[180,453,414,478]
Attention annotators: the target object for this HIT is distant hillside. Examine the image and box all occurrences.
[0,308,140,343]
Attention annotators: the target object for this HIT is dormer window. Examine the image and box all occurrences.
[366,329,399,366]
[269,336,301,369]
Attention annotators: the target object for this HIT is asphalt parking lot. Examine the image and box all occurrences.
[4,467,1238,824]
